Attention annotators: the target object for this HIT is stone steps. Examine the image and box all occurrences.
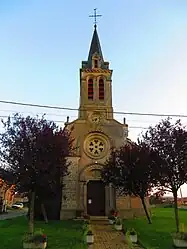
[90,216,109,225]
[90,216,108,220]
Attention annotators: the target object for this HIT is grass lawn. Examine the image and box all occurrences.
[123,208,187,249]
[0,216,87,249]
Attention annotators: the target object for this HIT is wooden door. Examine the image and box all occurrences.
[87,180,105,216]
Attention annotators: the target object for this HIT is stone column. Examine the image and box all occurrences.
[84,183,87,214]
[105,185,110,215]
[60,156,80,219]
[78,181,86,211]
[109,183,112,208]
[108,183,116,210]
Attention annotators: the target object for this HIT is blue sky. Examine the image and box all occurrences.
[1,0,187,195]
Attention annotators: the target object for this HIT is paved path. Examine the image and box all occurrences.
[0,208,27,220]
[88,220,143,249]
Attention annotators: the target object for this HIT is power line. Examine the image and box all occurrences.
[1,109,187,128]
[0,100,77,111]
[0,100,187,118]
[0,109,77,118]
[0,109,168,129]
[0,109,165,125]
[0,115,148,130]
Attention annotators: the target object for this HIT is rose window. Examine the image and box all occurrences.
[88,139,104,156]
[84,133,109,159]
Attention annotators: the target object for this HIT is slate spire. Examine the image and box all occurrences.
[81,10,109,70]
[87,26,104,62]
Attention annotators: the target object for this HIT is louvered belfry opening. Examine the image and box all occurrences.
[88,79,94,100]
[99,79,104,100]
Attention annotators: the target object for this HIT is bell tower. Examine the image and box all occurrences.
[79,17,113,120]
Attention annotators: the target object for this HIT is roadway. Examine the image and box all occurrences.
[0,208,28,220]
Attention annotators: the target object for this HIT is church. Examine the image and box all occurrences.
[60,22,146,219]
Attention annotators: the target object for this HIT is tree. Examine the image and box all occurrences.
[149,189,165,205]
[142,118,187,232]
[102,141,160,224]
[0,114,73,233]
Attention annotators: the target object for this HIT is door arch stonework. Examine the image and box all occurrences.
[78,163,114,216]
[79,163,103,182]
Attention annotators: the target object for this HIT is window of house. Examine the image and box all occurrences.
[88,79,94,100]
[99,79,104,100]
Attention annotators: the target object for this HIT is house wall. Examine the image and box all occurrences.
[0,178,15,206]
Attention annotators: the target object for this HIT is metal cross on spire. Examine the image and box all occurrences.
[89,8,102,29]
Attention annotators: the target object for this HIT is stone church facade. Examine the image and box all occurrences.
[60,26,146,219]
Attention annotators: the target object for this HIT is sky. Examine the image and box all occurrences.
[1,0,187,196]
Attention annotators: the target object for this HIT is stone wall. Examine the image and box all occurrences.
[116,195,150,219]
[60,156,80,219]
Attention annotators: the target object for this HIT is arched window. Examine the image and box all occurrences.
[88,79,94,100]
[99,79,104,100]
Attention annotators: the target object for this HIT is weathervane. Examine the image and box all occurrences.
[89,8,102,29]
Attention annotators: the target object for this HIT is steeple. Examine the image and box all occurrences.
[82,26,109,70]
[88,26,104,63]
[81,8,109,70]
[79,10,113,120]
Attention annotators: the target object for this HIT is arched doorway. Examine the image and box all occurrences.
[87,180,105,216]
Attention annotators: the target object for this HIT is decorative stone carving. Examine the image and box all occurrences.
[90,114,101,124]
[88,111,106,124]
[79,163,104,182]
[91,169,101,179]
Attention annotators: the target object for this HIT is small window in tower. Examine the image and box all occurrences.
[88,79,94,100]
[99,79,104,100]
[94,60,98,68]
